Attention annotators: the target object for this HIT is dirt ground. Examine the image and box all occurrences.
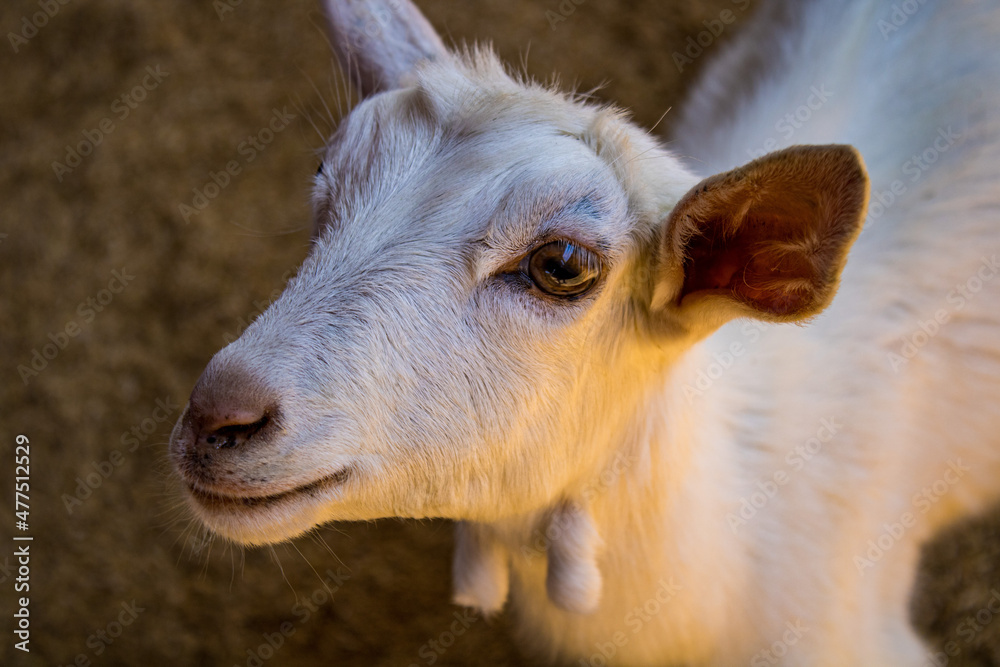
[2,0,999,665]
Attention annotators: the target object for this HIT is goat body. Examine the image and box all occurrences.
[170,1,1000,664]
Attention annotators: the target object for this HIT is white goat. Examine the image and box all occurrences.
[170,0,1000,664]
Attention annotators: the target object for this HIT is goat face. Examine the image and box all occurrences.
[171,55,683,544]
[170,2,867,546]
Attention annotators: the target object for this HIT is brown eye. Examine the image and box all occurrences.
[523,240,601,298]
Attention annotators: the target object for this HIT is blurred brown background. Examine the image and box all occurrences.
[1,0,999,665]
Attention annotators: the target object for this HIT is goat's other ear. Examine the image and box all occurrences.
[321,0,449,98]
[654,145,869,335]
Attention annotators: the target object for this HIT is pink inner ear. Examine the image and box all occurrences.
[669,145,869,321]
[681,213,821,317]
[685,245,743,292]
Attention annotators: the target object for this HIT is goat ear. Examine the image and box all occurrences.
[321,0,449,98]
[655,145,869,333]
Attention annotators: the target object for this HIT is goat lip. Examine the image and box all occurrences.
[186,466,352,509]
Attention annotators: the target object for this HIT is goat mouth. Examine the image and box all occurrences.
[185,466,353,511]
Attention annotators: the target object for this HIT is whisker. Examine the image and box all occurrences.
[269,544,297,599]
[648,106,673,134]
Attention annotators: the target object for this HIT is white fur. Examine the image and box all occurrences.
[170,1,1000,664]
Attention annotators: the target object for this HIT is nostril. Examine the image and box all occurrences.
[202,414,271,449]
[183,359,280,456]
[199,414,271,450]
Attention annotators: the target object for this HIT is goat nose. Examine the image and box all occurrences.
[194,410,271,451]
[185,363,278,453]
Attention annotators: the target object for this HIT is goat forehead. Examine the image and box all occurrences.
[317,96,633,256]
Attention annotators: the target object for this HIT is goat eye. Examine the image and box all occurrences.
[524,240,601,298]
